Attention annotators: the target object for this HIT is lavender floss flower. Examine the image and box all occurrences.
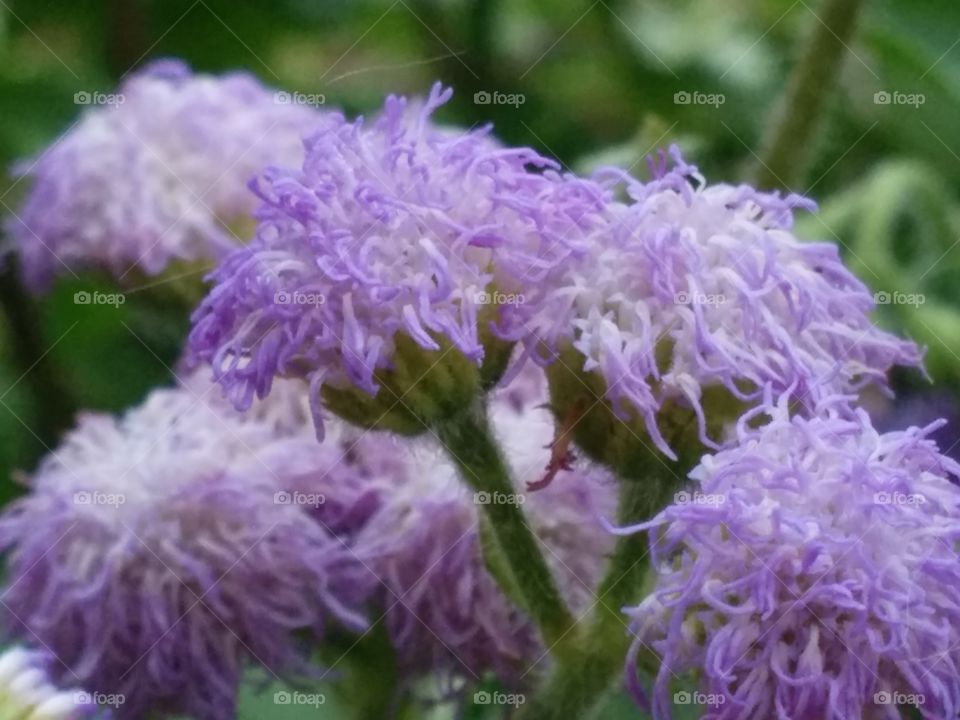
[624,399,960,720]
[519,146,922,472]
[187,82,577,438]
[6,59,320,291]
[0,380,378,720]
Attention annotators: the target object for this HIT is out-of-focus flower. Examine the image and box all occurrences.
[623,398,960,719]
[7,59,320,289]
[0,377,377,720]
[519,147,921,460]
[869,385,960,462]
[356,366,615,686]
[0,646,100,719]
[187,83,588,436]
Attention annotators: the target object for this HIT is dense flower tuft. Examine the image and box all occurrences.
[186,82,587,431]
[516,146,922,458]
[0,377,378,720]
[623,398,960,719]
[7,59,320,289]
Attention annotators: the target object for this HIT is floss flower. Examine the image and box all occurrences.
[0,647,101,719]
[187,82,586,435]
[623,399,960,719]
[0,378,377,720]
[521,147,921,461]
[7,59,320,289]
[355,367,615,686]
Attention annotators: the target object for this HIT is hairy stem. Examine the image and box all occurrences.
[435,401,575,648]
[519,459,685,720]
[752,0,868,189]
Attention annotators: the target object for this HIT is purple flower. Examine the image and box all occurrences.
[514,147,921,458]
[0,376,377,720]
[622,398,960,719]
[6,59,320,289]
[186,83,580,433]
[355,366,616,686]
[0,646,101,718]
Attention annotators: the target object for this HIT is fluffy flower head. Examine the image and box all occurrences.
[7,59,319,288]
[624,399,960,719]
[521,147,921,457]
[187,83,579,430]
[0,378,376,720]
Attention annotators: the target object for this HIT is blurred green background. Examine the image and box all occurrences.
[0,1,957,716]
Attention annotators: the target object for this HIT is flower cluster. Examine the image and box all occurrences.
[624,400,960,719]
[0,377,377,720]
[0,363,614,715]
[186,79,920,462]
[7,59,319,289]
[3,75,947,720]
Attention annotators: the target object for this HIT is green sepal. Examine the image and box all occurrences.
[321,333,480,435]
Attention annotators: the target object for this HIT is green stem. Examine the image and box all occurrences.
[597,472,674,612]
[752,0,868,189]
[434,401,575,647]
[519,464,683,720]
[320,625,404,720]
